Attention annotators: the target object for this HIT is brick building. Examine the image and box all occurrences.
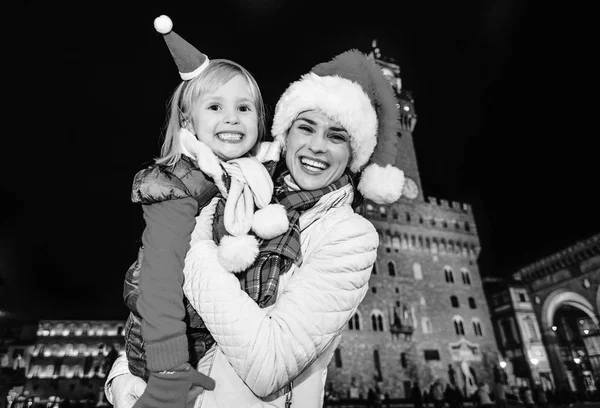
[513,233,600,398]
[325,46,500,400]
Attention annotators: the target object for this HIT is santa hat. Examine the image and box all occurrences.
[271,50,405,204]
[154,15,209,80]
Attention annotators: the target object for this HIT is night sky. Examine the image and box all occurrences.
[4,2,597,320]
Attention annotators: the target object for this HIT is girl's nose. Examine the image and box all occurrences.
[224,109,240,125]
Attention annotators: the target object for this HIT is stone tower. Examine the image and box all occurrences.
[325,42,500,400]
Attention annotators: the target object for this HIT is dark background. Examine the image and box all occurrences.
[3,1,597,319]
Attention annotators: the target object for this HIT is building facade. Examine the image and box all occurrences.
[513,233,600,398]
[325,46,500,400]
[483,277,553,390]
[21,320,125,401]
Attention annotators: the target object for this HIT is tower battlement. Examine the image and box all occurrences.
[426,196,471,213]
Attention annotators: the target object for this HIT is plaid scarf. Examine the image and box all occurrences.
[212,172,351,308]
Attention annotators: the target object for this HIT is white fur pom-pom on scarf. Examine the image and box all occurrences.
[217,234,260,273]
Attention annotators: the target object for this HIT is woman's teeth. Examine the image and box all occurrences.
[218,133,243,141]
[300,157,328,171]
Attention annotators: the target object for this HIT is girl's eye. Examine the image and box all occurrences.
[207,104,220,111]
[238,104,252,112]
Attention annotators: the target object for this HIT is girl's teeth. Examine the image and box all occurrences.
[218,133,243,140]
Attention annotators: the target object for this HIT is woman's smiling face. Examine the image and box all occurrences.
[285,110,351,191]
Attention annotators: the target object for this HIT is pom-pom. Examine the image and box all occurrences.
[154,15,173,34]
[217,234,259,273]
[252,204,289,239]
[358,163,405,204]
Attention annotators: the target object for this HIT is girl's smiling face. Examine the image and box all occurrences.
[190,74,258,160]
[285,110,351,190]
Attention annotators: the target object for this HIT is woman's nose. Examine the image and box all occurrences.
[308,132,327,153]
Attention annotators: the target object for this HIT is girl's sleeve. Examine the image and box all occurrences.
[136,197,198,372]
[183,213,378,397]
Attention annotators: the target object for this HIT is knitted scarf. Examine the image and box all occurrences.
[212,172,350,308]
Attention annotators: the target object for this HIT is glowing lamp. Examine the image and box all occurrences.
[551,325,557,331]
[499,361,507,369]
[574,357,581,364]
[530,358,539,366]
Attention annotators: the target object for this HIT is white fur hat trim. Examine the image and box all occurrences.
[271,73,378,173]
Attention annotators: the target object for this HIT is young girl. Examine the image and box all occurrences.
[125,16,284,408]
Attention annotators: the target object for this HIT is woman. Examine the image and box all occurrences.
[106,49,406,407]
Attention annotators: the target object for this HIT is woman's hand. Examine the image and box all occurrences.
[111,373,147,408]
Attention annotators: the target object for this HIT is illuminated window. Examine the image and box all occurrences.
[444,266,454,283]
[453,316,465,335]
[422,317,433,334]
[472,319,483,336]
[413,263,423,280]
[371,311,385,332]
[348,312,361,331]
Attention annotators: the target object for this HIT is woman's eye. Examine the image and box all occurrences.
[298,125,313,133]
[330,134,347,142]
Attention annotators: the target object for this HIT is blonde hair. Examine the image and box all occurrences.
[156,59,266,166]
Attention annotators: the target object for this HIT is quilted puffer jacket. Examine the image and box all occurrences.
[123,155,222,380]
[182,183,378,407]
[106,182,377,407]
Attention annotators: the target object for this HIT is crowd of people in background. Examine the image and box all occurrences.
[323,377,588,408]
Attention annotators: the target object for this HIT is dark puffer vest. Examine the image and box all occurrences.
[124,156,224,381]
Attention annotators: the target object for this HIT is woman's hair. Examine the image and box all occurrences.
[156,59,266,166]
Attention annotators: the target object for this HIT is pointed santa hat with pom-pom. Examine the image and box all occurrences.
[153,15,209,80]
[271,49,405,204]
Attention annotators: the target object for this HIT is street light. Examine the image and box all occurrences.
[573,357,581,365]
[500,361,507,369]
[530,358,539,366]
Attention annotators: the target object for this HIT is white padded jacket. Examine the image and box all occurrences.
[105,183,377,408]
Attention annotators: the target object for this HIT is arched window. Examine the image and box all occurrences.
[450,296,459,308]
[413,262,423,280]
[348,312,361,331]
[384,231,392,253]
[371,311,385,332]
[388,261,396,276]
[421,317,433,334]
[406,212,412,223]
[453,316,465,335]
[372,262,378,275]
[400,352,407,368]
[380,207,387,219]
[461,269,471,285]
[472,319,483,336]
[444,266,454,283]
[81,323,90,336]
[464,221,471,232]
[468,297,476,309]
[392,209,399,220]
[392,235,401,252]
